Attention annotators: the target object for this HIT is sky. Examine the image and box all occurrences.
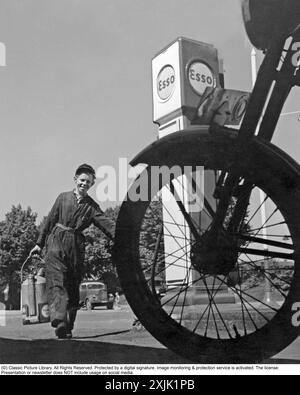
[0,0,299,222]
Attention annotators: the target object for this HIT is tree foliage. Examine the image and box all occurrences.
[83,205,120,293]
[0,205,39,308]
[139,199,165,283]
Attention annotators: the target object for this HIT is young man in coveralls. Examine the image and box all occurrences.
[30,164,115,339]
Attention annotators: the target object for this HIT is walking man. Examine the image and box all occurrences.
[30,164,115,339]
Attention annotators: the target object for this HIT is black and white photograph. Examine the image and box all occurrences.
[0,0,300,379]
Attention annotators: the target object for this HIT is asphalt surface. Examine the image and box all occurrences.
[0,307,300,365]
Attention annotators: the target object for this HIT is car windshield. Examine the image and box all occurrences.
[87,284,105,290]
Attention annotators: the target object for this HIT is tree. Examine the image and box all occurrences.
[139,199,165,285]
[0,205,39,309]
[83,205,120,293]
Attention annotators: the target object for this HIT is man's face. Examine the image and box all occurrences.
[74,173,95,196]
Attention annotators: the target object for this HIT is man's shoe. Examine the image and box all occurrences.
[66,330,73,339]
[55,322,67,339]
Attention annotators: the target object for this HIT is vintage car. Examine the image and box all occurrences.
[79,281,114,310]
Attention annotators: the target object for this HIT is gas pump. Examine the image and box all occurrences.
[21,256,50,325]
[152,37,249,302]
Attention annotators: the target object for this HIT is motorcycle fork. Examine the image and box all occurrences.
[208,28,300,235]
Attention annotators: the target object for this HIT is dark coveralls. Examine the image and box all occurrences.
[37,191,114,330]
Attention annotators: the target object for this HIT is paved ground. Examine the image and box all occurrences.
[0,307,300,364]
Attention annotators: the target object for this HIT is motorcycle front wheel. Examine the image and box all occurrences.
[114,131,300,363]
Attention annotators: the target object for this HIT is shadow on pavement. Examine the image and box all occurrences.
[0,337,191,364]
[1,335,299,365]
[74,330,131,340]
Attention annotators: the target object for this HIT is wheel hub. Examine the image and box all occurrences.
[191,231,238,276]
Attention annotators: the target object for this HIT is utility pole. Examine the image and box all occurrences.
[250,48,277,307]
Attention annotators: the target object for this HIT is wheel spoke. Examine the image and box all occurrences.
[253,207,279,238]
[160,276,203,308]
[168,182,201,240]
[144,247,193,282]
[253,233,291,239]
[203,276,233,339]
[162,223,195,254]
[236,234,294,250]
[236,268,254,335]
[229,282,279,313]
[146,183,292,339]
[241,254,293,290]
[262,271,290,299]
[249,221,286,233]
[161,200,193,241]
[177,175,215,220]
[191,276,231,334]
[243,194,269,230]
[203,277,220,338]
[237,247,294,260]
[179,274,191,325]
[224,280,276,322]
[169,236,193,317]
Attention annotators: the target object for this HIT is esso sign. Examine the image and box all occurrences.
[188,62,215,96]
[41,304,50,318]
[157,65,176,101]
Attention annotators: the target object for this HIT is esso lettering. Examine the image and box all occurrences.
[158,75,175,91]
[188,62,215,96]
[189,69,213,85]
[157,65,176,101]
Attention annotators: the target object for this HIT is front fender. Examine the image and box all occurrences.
[130,126,238,167]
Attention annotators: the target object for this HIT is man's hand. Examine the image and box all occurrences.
[30,245,42,257]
